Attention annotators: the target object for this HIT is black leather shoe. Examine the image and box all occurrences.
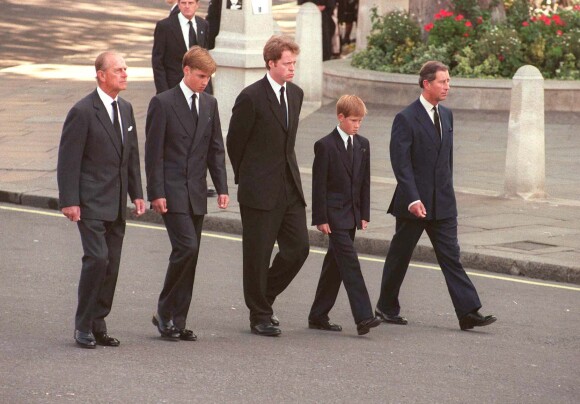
[375,307,408,325]
[152,313,180,339]
[308,319,342,332]
[74,330,96,349]
[459,311,497,331]
[250,323,281,336]
[93,331,120,347]
[207,187,217,197]
[270,313,280,326]
[357,317,382,335]
[178,328,198,341]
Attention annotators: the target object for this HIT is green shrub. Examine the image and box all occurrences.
[352,2,580,80]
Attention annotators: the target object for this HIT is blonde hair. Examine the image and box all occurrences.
[336,95,367,117]
[182,46,217,74]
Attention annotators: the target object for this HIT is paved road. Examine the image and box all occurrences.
[1,204,578,403]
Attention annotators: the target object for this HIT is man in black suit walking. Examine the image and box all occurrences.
[57,51,145,348]
[152,0,209,94]
[146,46,229,341]
[376,61,497,331]
[308,95,381,336]
[227,35,310,337]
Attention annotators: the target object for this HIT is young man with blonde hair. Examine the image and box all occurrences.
[146,46,229,341]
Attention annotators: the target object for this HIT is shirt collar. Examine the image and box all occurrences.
[419,94,437,114]
[266,72,285,97]
[178,12,196,27]
[179,80,195,102]
[96,86,116,107]
[336,125,352,147]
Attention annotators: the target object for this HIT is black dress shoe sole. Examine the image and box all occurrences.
[460,316,497,331]
[375,310,408,325]
[251,328,281,337]
[308,323,342,332]
[357,318,382,335]
[95,339,120,347]
[75,340,96,349]
[152,316,180,339]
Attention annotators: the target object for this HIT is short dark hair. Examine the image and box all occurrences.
[182,46,216,74]
[419,61,449,88]
[263,35,300,70]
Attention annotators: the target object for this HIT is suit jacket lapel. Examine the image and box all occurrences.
[170,13,188,52]
[93,91,122,158]
[333,129,352,177]
[172,87,196,138]
[413,100,441,150]
[263,77,287,132]
[352,135,363,180]
[195,16,206,46]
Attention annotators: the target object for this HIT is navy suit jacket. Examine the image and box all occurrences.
[388,98,457,220]
[312,129,370,230]
[57,90,143,221]
[152,13,209,94]
[145,86,228,215]
[226,76,305,210]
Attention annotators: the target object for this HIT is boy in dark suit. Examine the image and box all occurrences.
[308,95,381,336]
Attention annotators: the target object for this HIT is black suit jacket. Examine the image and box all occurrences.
[145,85,228,215]
[388,98,457,220]
[57,90,143,221]
[226,76,305,210]
[152,13,209,94]
[312,129,370,230]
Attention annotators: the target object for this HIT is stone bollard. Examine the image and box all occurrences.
[295,3,322,106]
[504,65,546,199]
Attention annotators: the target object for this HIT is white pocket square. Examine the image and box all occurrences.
[128,126,133,131]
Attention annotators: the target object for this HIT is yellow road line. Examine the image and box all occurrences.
[3,204,579,292]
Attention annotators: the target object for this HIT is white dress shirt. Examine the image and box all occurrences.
[178,12,197,49]
[97,86,123,142]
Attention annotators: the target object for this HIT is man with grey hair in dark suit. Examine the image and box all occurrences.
[57,51,145,349]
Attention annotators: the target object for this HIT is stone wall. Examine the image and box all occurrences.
[323,59,580,112]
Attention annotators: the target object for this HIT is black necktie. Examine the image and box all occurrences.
[188,21,197,48]
[347,136,353,165]
[191,93,198,125]
[433,106,442,139]
[280,86,287,129]
[111,100,123,145]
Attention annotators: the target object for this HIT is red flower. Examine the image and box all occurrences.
[424,22,434,32]
[435,13,442,20]
[463,33,469,37]
[531,17,537,22]
[477,16,483,24]
[465,21,473,28]
[498,54,505,62]
[557,30,563,36]
[522,21,529,27]
[455,14,464,21]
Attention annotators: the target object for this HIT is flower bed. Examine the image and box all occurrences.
[352,1,580,80]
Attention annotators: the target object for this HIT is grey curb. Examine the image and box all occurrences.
[3,190,578,285]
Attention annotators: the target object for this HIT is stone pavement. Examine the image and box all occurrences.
[0,0,579,285]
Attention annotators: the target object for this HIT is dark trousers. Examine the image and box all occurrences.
[377,217,482,319]
[322,13,336,61]
[309,228,373,324]
[158,212,204,329]
[76,217,125,333]
[240,182,309,325]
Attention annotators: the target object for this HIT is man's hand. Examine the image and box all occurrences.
[151,198,168,215]
[218,194,229,209]
[316,223,331,235]
[409,201,427,218]
[62,206,81,222]
[133,199,146,217]
[361,220,368,230]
